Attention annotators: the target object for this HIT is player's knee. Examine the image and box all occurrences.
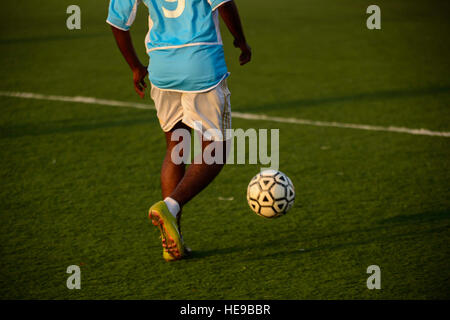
[202,140,229,165]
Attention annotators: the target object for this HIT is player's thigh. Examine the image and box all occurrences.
[181,79,232,141]
[150,84,184,133]
[164,121,192,149]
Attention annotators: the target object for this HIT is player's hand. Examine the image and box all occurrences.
[234,39,252,66]
[133,65,148,99]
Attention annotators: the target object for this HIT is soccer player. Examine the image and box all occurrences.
[107,0,251,261]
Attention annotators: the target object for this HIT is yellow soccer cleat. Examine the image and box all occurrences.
[163,241,192,262]
[149,201,185,261]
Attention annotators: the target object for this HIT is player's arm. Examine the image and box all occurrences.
[110,26,148,98]
[218,1,252,65]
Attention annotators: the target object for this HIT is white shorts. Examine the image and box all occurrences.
[150,79,232,141]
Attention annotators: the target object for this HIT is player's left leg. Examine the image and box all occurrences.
[156,121,193,261]
[158,129,225,261]
[160,121,190,232]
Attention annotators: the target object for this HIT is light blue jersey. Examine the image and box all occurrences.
[107,0,231,92]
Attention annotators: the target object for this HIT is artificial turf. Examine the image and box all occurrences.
[0,0,449,299]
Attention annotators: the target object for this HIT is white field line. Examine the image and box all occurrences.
[0,91,155,110]
[1,91,449,138]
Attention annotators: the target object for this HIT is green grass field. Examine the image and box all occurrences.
[1,0,449,299]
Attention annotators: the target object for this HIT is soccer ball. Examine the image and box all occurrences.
[247,170,295,218]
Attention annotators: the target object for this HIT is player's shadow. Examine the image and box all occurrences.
[377,210,450,225]
[239,85,450,112]
[187,246,246,260]
[248,225,447,262]
[189,209,449,261]
[247,209,449,261]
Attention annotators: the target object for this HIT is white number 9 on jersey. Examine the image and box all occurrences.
[162,0,186,18]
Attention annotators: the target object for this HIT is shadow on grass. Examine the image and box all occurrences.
[187,209,450,261]
[0,115,159,139]
[186,245,245,261]
[246,225,449,262]
[305,210,450,243]
[238,85,450,112]
[0,33,109,45]
[379,210,450,225]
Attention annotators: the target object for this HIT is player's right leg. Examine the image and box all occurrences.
[168,79,232,208]
[168,138,227,207]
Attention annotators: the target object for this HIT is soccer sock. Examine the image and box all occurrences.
[164,197,180,219]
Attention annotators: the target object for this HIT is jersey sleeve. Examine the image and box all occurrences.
[209,0,232,11]
[106,0,141,31]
